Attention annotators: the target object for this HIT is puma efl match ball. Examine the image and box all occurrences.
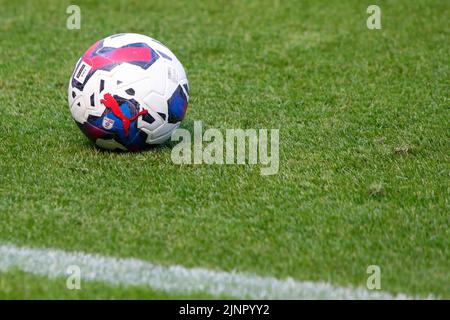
[68,33,189,151]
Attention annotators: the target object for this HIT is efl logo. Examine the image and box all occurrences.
[171,121,279,175]
[102,117,115,130]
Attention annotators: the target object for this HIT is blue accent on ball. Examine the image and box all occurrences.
[167,85,188,124]
[87,99,150,151]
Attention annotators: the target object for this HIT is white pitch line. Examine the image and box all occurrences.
[0,243,415,299]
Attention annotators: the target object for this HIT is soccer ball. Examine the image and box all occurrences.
[68,33,189,151]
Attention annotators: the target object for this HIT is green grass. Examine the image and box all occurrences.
[0,0,448,299]
[0,269,218,299]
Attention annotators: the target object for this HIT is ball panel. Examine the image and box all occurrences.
[167,85,188,124]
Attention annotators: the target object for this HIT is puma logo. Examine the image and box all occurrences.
[100,93,148,137]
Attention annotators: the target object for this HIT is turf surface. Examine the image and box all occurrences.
[0,0,448,298]
[0,269,219,299]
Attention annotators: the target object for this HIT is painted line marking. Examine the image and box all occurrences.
[0,244,419,299]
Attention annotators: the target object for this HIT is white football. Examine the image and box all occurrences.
[68,33,189,151]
